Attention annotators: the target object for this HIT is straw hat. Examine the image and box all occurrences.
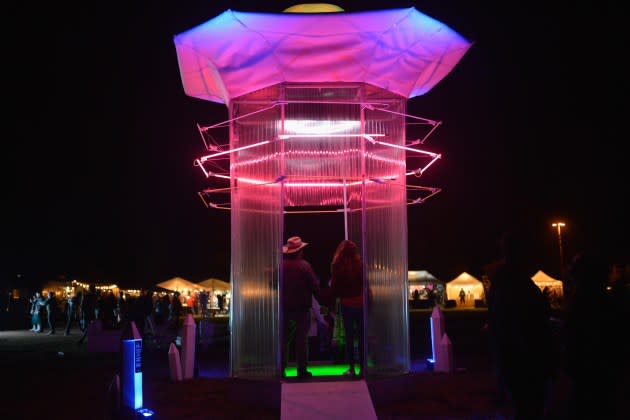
[283,236,309,254]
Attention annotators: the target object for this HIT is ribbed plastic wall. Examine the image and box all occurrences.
[230,83,409,379]
[230,91,283,378]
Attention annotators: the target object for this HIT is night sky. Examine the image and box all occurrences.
[6,1,627,290]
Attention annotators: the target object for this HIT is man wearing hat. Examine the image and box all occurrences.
[282,236,320,378]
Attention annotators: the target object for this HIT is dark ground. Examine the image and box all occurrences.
[0,309,575,419]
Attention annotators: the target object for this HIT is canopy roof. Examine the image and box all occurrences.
[197,278,231,293]
[174,7,472,104]
[531,270,563,288]
[408,270,440,283]
[156,277,206,292]
[447,272,481,286]
[446,272,484,302]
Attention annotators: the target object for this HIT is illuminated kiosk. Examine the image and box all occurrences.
[174,4,470,388]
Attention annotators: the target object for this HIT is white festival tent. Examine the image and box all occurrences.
[197,278,231,293]
[408,270,439,283]
[156,276,209,293]
[531,270,564,296]
[446,272,485,306]
[408,270,443,297]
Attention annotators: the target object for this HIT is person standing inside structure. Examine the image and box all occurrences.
[281,236,319,379]
[330,239,364,378]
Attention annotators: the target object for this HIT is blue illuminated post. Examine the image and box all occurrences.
[121,321,143,414]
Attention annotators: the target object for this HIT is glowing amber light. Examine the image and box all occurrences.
[283,4,345,13]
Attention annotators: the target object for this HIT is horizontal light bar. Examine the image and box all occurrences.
[199,140,270,162]
[374,140,440,157]
[278,133,385,139]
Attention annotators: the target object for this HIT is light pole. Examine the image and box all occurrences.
[552,222,566,279]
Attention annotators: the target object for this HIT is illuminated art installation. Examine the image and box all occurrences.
[174,5,471,379]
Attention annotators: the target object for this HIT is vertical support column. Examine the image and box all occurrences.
[343,179,348,240]
[359,90,368,378]
[278,98,286,379]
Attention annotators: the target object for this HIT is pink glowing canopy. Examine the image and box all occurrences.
[174,7,472,104]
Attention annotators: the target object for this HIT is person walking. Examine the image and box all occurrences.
[329,239,365,378]
[281,236,320,379]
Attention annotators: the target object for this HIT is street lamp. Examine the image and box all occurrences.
[552,222,566,279]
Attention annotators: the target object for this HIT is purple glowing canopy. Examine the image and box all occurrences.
[174,7,472,104]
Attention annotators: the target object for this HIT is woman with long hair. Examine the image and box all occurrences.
[330,239,364,377]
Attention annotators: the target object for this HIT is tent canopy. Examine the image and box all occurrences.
[408,270,439,283]
[531,270,563,289]
[197,278,231,293]
[156,277,206,292]
[446,272,484,304]
[174,7,472,104]
[447,272,481,286]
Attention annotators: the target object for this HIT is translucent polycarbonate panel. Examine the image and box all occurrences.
[363,104,410,376]
[283,86,362,209]
[229,82,409,379]
[230,99,283,378]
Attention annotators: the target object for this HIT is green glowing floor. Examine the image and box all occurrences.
[284,364,362,377]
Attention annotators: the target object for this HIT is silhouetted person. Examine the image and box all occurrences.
[217,294,225,313]
[198,290,209,318]
[563,251,626,420]
[100,289,116,329]
[330,239,364,378]
[168,291,183,334]
[29,292,43,332]
[281,236,319,378]
[426,287,436,307]
[486,230,554,420]
[78,284,97,344]
[64,292,80,335]
[42,291,58,335]
[114,291,125,326]
[141,289,155,336]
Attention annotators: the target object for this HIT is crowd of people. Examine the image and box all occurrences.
[25,285,209,340]
[18,230,629,418]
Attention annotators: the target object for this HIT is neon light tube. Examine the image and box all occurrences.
[199,140,270,162]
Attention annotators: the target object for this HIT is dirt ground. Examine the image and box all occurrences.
[0,311,574,419]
